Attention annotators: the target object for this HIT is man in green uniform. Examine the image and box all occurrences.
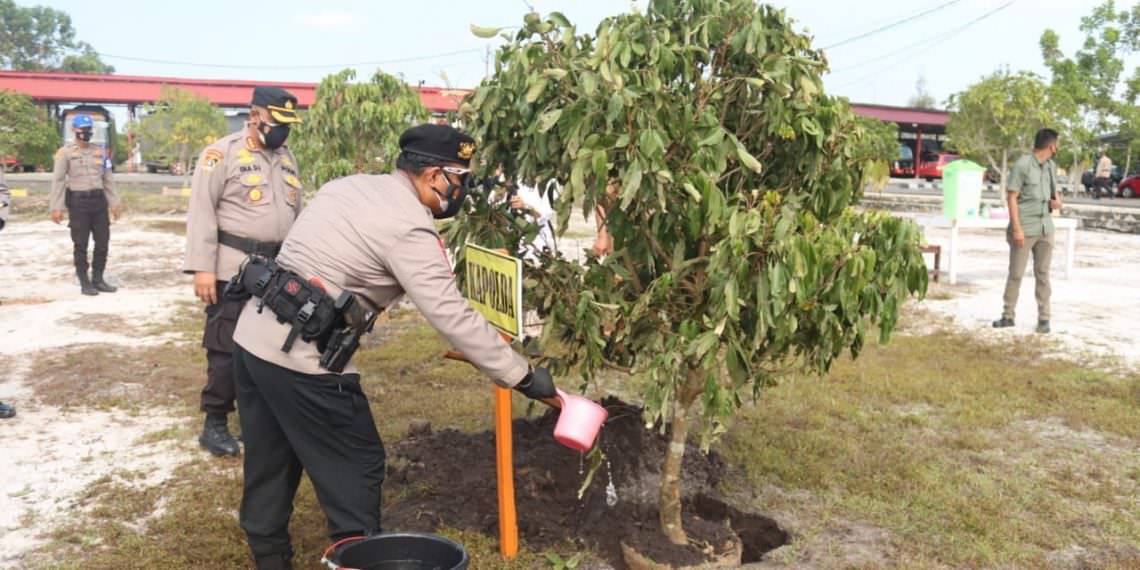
[993,128,1063,334]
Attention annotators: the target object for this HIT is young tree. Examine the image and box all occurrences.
[947,70,1054,190]
[452,0,928,544]
[908,76,937,109]
[292,69,428,190]
[0,89,59,170]
[0,0,114,72]
[132,87,227,178]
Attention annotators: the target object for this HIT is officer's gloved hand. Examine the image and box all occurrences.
[514,366,556,401]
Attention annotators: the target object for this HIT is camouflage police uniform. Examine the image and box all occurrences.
[49,121,118,295]
[228,124,555,569]
[183,86,303,457]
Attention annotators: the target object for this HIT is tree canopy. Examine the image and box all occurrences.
[0,0,113,73]
[947,70,1054,189]
[450,0,928,543]
[292,69,429,190]
[132,87,227,176]
[0,89,59,170]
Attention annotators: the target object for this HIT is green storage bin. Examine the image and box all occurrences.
[942,159,985,219]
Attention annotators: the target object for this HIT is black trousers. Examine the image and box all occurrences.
[233,344,385,558]
[202,281,241,414]
[66,191,109,274]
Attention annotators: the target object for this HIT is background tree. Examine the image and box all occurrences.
[1040,0,1140,178]
[907,76,937,109]
[947,70,1054,190]
[853,116,900,192]
[292,69,428,190]
[0,0,113,73]
[0,89,60,171]
[452,0,928,544]
[132,87,226,179]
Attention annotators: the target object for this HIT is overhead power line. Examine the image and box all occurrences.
[833,0,1017,91]
[94,48,485,70]
[821,0,963,50]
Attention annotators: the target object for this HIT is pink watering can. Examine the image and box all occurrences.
[549,389,608,452]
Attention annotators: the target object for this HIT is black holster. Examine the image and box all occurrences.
[225,256,378,373]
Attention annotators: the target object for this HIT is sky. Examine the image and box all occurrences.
[40,0,1118,108]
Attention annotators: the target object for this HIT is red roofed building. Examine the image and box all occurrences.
[0,70,469,114]
[851,103,951,179]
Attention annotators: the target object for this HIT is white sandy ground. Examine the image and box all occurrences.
[911,222,1140,372]
[0,218,197,567]
[1,212,1137,567]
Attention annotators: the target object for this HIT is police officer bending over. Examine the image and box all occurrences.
[226,124,556,570]
[183,86,304,457]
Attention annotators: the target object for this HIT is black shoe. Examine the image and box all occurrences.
[92,271,118,293]
[199,413,241,457]
[254,554,293,570]
[78,272,98,296]
[1036,320,1051,334]
[992,318,1015,328]
[0,401,15,419]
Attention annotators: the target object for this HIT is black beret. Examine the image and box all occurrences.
[251,86,301,124]
[399,123,477,167]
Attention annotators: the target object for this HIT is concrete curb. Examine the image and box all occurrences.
[862,193,1140,234]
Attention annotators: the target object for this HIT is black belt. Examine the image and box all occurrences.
[218,231,282,257]
[67,188,104,197]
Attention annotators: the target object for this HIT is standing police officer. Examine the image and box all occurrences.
[49,114,119,296]
[227,123,556,570]
[183,86,304,457]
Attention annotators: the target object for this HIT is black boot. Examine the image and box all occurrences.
[254,553,293,570]
[199,412,241,457]
[992,318,1014,328]
[0,401,15,419]
[77,270,98,296]
[92,270,117,293]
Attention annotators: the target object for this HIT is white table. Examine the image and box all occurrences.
[914,215,1078,285]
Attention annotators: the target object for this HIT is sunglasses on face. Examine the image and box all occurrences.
[440,166,472,186]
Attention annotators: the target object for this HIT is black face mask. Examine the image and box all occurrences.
[258,121,290,149]
[432,170,473,220]
[76,130,93,142]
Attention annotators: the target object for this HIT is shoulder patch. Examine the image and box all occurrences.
[201,149,225,171]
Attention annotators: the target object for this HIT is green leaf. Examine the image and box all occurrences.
[525,78,549,103]
[698,128,724,147]
[733,138,763,174]
[538,109,563,133]
[606,91,625,123]
[580,72,598,96]
[543,68,569,80]
[470,24,503,38]
[619,165,643,208]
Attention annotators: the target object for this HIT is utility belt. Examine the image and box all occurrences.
[64,188,105,207]
[224,256,379,373]
[218,230,282,257]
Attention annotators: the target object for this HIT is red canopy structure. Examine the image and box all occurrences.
[0,70,469,113]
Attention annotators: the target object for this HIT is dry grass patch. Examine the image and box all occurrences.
[725,329,1140,569]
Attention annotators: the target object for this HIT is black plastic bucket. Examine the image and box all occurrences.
[323,533,470,570]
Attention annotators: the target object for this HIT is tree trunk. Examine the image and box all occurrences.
[658,369,704,545]
[1000,150,1008,193]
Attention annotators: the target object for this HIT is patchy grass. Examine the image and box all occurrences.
[142,219,187,236]
[7,189,188,221]
[28,301,1140,569]
[725,329,1140,569]
[58,313,151,337]
[28,303,204,411]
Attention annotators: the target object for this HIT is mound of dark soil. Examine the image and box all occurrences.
[383,398,788,568]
